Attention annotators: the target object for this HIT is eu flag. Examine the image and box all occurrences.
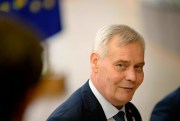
[0,0,62,39]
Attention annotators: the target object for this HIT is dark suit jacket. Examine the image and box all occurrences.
[150,87,180,121]
[47,80,142,121]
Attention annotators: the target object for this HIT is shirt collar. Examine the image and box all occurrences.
[89,80,126,119]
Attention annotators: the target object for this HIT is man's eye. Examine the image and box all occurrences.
[118,64,124,67]
[135,66,143,71]
[116,64,126,70]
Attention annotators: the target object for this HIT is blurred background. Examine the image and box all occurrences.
[0,0,180,121]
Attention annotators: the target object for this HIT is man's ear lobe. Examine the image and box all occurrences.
[90,53,99,72]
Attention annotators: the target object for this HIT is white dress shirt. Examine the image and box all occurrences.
[89,80,127,121]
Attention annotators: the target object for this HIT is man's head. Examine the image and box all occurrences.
[0,14,43,120]
[90,24,145,107]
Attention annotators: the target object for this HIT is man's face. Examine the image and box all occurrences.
[91,36,145,106]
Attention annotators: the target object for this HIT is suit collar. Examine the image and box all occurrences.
[89,79,125,119]
[80,80,107,121]
[80,80,141,121]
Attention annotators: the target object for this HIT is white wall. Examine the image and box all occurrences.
[24,0,180,121]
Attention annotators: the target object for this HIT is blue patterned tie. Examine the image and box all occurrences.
[113,111,125,121]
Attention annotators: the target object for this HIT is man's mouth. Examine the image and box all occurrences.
[120,86,134,91]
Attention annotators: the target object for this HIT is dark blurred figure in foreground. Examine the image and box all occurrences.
[0,13,43,121]
[150,87,180,121]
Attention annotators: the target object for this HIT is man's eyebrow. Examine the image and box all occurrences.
[114,59,145,64]
[137,62,145,66]
[115,60,129,63]
[116,60,145,65]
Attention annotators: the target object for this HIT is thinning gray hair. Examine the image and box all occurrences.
[92,24,145,57]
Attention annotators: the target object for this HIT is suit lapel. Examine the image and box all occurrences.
[125,102,142,121]
[80,81,107,121]
[80,81,142,121]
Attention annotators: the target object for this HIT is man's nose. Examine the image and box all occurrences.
[125,68,137,82]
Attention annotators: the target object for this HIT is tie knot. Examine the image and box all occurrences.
[113,111,125,121]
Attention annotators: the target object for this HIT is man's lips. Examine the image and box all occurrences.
[119,86,134,90]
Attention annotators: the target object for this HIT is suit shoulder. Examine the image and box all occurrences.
[47,88,84,121]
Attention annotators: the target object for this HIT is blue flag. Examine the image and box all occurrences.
[0,0,62,39]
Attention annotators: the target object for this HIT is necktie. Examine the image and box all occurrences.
[113,111,125,121]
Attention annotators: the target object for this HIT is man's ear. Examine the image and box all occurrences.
[90,53,99,73]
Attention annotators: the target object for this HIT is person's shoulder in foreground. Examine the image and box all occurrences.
[150,87,180,121]
[47,24,145,121]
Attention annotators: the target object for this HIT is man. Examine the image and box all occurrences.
[150,87,180,121]
[47,24,145,121]
[0,13,43,121]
